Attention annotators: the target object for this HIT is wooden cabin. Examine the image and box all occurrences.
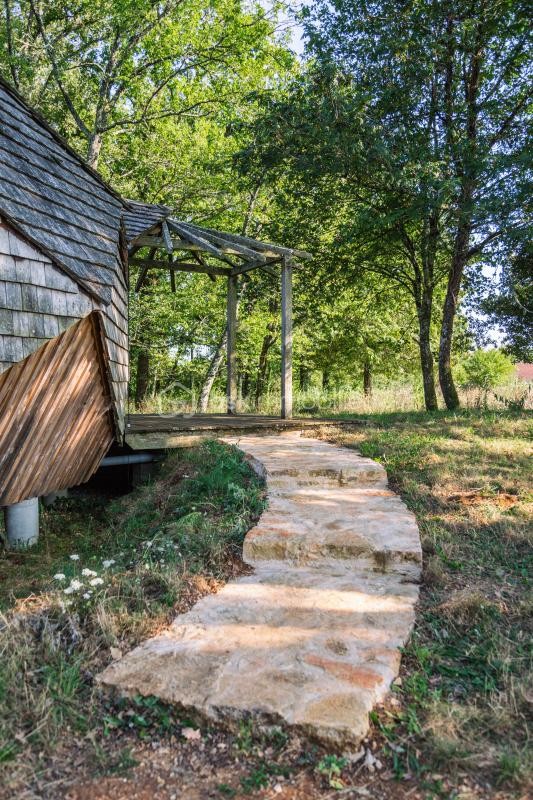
[0,77,128,508]
[0,77,310,537]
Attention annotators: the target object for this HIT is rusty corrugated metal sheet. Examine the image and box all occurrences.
[0,311,115,505]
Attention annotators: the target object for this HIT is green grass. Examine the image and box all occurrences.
[0,440,265,796]
[1,412,531,798]
[321,410,532,795]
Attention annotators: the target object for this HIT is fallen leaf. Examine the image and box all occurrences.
[364,749,383,772]
[182,727,201,741]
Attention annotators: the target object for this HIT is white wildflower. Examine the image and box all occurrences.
[102,559,115,568]
[53,573,66,581]
[82,593,92,600]
[89,577,104,587]
[69,554,80,561]
[69,579,83,591]
[82,568,97,577]
[64,587,74,595]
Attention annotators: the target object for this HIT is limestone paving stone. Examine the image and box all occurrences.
[100,431,421,749]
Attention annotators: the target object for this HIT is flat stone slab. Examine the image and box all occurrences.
[100,432,421,748]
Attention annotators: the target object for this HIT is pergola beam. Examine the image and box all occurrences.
[134,247,157,293]
[176,221,267,263]
[231,258,280,277]
[168,220,235,266]
[182,221,312,261]
[161,220,174,254]
[130,258,229,277]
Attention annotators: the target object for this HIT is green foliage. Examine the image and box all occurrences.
[316,754,347,790]
[481,243,533,362]
[458,349,515,390]
[102,694,182,739]
[239,0,531,408]
[0,441,265,786]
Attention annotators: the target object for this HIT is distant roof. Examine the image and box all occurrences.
[0,76,124,303]
[516,363,533,381]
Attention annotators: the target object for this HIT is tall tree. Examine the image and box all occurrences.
[0,0,289,167]
[239,0,531,408]
[301,0,532,408]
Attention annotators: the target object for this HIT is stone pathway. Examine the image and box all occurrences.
[100,432,421,748]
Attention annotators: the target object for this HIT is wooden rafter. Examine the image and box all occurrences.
[134,247,157,292]
[130,257,230,277]
[176,221,267,263]
[167,220,235,266]
[231,258,280,277]
[180,222,312,261]
[161,220,174,254]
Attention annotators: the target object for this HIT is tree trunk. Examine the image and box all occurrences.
[439,253,464,410]
[363,360,372,397]
[299,366,310,391]
[255,324,276,411]
[417,296,439,411]
[197,329,227,413]
[439,187,474,410]
[135,350,150,407]
[86,132,103,168]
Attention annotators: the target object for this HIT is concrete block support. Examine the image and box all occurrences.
[4,496,39,549]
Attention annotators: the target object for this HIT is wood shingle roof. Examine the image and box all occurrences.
[0,76,124,304]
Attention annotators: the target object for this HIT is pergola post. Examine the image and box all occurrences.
[281,256,293,419]
[226,274,238,414]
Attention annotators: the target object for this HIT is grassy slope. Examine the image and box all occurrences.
[0,441,265,796]
[320,410,532,796]
[0,413,531,800]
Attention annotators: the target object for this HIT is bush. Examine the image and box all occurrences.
[457,349,515,391]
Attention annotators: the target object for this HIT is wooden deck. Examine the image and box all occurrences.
[125,413,356,450]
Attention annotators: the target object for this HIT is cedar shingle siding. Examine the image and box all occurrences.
[0,77,128,434]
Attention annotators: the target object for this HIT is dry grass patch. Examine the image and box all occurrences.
[316,409,532,797]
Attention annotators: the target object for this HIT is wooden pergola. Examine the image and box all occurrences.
[124,203,312,419]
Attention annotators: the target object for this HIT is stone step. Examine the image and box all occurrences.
[99,432,421,750]
[266,463,387,487]
[99,560,418,748]
[235,433,388,488]
[243,487,421,567]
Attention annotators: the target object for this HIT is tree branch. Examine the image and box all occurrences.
[28,0,92,139]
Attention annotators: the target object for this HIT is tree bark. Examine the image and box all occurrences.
[439,231,468,410]
[255,323,276,411]
[416,292,439,411]
[86,132,103,168]
[135,350,150,407]
[197,329,227,413]
[439,19,481,409]
[363,359,372,396]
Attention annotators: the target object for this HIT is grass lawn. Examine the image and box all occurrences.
[0,411,531,800]
[319,410,532,797]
